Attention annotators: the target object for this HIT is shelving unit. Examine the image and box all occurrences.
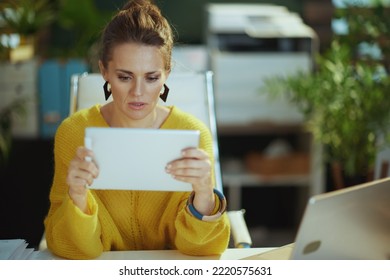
[205,4,325,224]
[218,123,324,215]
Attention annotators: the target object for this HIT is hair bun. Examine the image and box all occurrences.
[121,0,152,11]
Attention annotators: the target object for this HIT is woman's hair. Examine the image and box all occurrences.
[99,0,174,71]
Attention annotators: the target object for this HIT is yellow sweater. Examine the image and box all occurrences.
[44,105,230,259]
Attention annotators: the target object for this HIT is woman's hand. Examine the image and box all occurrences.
[166,147,215,215]
[66,146,99,213]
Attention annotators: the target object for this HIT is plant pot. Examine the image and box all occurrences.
[9,35,35,62]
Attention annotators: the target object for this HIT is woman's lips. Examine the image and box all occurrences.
[128,102,146,110]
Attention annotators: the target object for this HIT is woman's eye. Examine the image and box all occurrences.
[118,76,130,81]
[147,76,159,82]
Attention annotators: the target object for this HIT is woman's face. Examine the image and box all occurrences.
[100,42,168,124]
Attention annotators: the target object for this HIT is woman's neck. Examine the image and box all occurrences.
[101,103,168,129]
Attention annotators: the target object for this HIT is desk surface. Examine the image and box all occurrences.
[35,247,276,260]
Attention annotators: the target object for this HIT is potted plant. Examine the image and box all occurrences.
[0,0,55,60]
[262,2,390,189]
[0,0,54,162]
[263,39,390,189]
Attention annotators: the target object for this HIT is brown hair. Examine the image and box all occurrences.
[99,0,174,71]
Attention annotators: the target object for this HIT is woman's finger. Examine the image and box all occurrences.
[75,146,95,161]
[181,147,209,159]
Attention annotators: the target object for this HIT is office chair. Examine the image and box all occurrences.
[67,71,252,248]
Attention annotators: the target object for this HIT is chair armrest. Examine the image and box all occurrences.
[227,209,252,248]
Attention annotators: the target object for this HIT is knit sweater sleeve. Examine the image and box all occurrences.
[44,111,104,259]
[162,107,231,255]
[174,199,231,255]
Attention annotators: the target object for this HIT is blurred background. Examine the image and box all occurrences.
[1,0,389,249]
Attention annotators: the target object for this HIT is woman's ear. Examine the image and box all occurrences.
[164,69,171,83]
[98,60,108,80]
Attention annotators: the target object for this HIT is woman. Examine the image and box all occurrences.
[44,0,230,259]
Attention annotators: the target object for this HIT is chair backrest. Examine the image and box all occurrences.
[69,71,223,192]
[69,71,253,247]
[69,73,110,115]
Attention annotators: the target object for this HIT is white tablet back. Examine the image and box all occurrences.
[85,127,199,191]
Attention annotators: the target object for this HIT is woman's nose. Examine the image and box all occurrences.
[130,80,143,96]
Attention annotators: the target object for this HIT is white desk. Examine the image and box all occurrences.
[35,247,276,260]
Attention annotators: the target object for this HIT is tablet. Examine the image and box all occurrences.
[84,127,200,191]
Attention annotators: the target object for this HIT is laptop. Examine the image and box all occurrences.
[243,177,390,260]
[84,127,200,191]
